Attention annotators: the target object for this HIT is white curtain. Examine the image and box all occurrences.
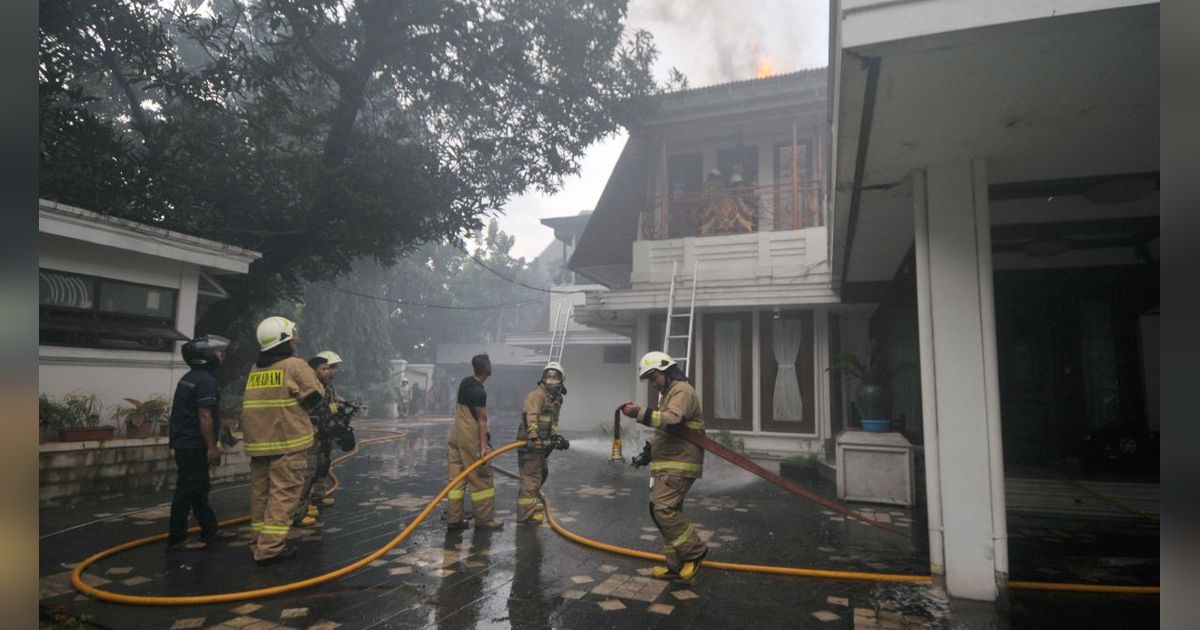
[772,318,804,422]
[713,319,742,419]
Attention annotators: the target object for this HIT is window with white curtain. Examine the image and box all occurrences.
[713,319,742,419]
[771,317,804,422]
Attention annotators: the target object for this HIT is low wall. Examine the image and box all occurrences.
[39,436,250,508]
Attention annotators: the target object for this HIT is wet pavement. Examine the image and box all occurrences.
[39,417,1158,629]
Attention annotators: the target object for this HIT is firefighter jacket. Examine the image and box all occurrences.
[449,376,486,449]
[517,386,561,448]
[638,379,705,478]
[241,356,323,457]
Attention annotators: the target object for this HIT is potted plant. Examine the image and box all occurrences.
[40,392,114,442]
[115,396,171,438]
[780,453,821,484]
[828,340,907,433]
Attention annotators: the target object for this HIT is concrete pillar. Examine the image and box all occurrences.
[912,159,1008,601]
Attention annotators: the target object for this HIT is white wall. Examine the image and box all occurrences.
[39,232,200,425]
[555,344,635,433]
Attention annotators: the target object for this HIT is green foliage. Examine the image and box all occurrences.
[39,0,678,384]
[783,453,819,467]
[38,393,102,429]
[714,429,745,453]
[827,340,909,386]
[113,396,171,428]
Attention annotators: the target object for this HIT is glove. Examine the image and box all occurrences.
[631,441,652,468]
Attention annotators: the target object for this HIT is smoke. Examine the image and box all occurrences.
[628,0,829,84]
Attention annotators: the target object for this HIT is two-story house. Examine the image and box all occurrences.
[567,69,850,458]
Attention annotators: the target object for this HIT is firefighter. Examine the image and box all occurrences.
[242,316,324,566]
[516,362,566,524]
[620,351,709,581]
[291,350,343,527]
[445,353,503,530]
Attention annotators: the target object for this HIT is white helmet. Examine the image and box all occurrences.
[315,350,343,365]
[637,351,676,380]
[256,316,297,351]
[542,361,565,381]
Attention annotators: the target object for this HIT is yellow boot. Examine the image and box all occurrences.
[307,505,320,517]
[297,516,318,527]
[321,497,335,507]
[678,559,701,581]
[650,566,679,580]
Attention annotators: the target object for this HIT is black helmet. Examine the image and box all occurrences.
[182,334,231,369]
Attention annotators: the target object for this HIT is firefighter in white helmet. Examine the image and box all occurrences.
[620,351,708,581]
[290,350,346,528]
[241,316,324,566]
[516,362,569,523]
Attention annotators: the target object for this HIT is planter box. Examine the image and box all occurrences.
[57,426,116,442]
[780,460,820,484]
[835,430,915,506]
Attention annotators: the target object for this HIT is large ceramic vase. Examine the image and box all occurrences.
[855,382,892,432]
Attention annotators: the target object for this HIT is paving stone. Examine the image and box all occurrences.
[599,564,619,573]
[121,576,152,586]
[222,617,262,628]
[231,604,263,615]
[368,560,388,568]
[306,623,341,630]
[561,589,587,600]
[812,610,842,622]
[854,608,876,619]
[169,618,207,629]
[597,599,626,611]
[647,603,675,615]
[827,596,850,607]
[105,566,134,575]
[571,575,595,584]
[279,608,308,619]
[671,589,699,601]
[389,566,413,576]
[639,534,657,541]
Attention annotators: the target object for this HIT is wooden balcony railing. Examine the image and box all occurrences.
[638,181,824,241]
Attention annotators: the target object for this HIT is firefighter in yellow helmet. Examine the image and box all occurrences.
[516,362,568,524]
[620,351,708,581]
[241,316,324,566]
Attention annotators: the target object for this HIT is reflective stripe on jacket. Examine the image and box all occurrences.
[641,379,705,479]
[241,356,322,457]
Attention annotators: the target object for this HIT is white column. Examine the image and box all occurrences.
[912,159,1008,601]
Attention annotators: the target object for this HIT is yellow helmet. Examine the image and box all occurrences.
[315,350,343,365]
[542,361,565,381]
[256,316,297,351]
[637,351,676,380]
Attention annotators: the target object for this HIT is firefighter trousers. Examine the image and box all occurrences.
[249,450,307,561]
[445,441,496,525]
[649,473,708,572]
[290,442,322,523]
[517,450,549,521]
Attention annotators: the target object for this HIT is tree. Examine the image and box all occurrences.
[39,0,677,381]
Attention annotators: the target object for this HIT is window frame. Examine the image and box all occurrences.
[39,268,184,352]
[701,312,753,431]
[759,310,816,434]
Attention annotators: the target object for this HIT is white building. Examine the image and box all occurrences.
[39,199,261,424]
[569,70,844,458]
[507,211,634,433]
[827,0,1159,600]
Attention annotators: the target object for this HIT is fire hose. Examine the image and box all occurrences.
[609,407,907,537]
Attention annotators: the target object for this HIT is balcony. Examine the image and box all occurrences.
[638,180,824,241]
[628,181,832,299]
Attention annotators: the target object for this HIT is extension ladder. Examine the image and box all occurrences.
[661,260,698,379]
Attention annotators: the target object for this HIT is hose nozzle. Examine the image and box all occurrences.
[609,438,623,462]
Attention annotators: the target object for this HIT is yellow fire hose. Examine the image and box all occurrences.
[71,438,522,605]
[71,436,1158,606]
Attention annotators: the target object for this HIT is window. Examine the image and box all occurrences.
[665,152,703,238]
[716,146,759,185]
[39,268,185,352]
[702,313,753,430]
[760,311,815,433]
[603,345,631,364]
[774,138,816,230]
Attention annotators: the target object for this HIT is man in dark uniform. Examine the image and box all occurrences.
[166,334,230,551]
[445,354,503,530]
